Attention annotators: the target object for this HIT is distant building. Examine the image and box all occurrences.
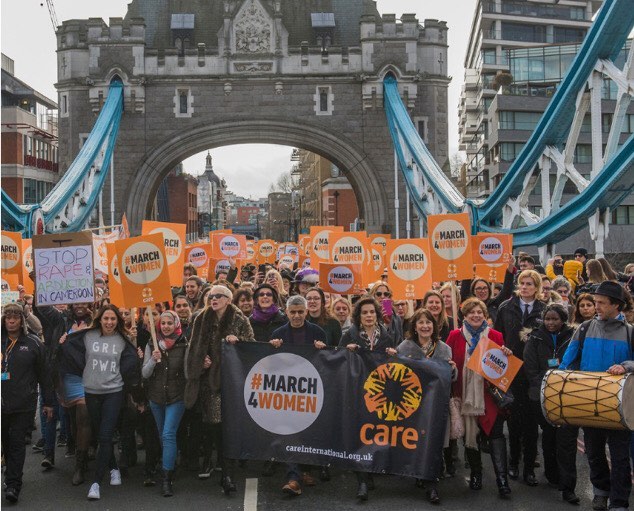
[1,53,59,205]
[292,148,358,231]
[197,152,227,235]
[268,192,292,242]
[158,164,198,240]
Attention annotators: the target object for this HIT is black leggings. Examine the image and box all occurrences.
[85,391,124,485]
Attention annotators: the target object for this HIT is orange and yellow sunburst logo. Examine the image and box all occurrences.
[363,363,422,421]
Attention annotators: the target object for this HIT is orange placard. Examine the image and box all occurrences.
[106,243,125,308]
[319,263,365,295]
[466,337,523,392]
[245,241,256,263]
[386,239,433,300]
[310,226,343,263]
[366,244,384,285]
[474,263,507,284]
[298,236,311,257]
[278,254,295,270]
[428,213,473,281]
[370,234,391,256]
[472,233,513,265]
[115,234,172,308]
[1,274,20,291]
[256,240,277,264]
[329,232,368,266]
[142,221,186,287]
[1,231,22,278]
[120,213,130,239]
[184,243,212,280]
[208,258,233,280]
[211,233,247,260]
[21,238,34,294]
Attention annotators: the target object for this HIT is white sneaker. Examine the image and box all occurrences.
[110,469,122,486]
[87,483,100,500]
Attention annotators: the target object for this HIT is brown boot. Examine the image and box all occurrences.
[72,450,87,486]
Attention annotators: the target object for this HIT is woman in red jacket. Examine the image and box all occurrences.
[446,298,514,498]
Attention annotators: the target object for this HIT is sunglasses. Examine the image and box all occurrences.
[257,292,273,298]
[209,294,228,300]
[375,292,391,298]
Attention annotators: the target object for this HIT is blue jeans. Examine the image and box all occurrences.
[149,400,186,471]
[40,392,58,457]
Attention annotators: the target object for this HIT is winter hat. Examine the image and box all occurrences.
[253,283,279,304]
[593,281,626,304]
[2,303,27,335]
[293,267,319,285]
[574,248,588,257]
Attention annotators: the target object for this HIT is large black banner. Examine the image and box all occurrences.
[222,343,452,479]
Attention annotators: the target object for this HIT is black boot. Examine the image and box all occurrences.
[490,438,511,497]
[443,447,455,477]
[162,470,173,497]
[72,451,87,486]
[465,447,482,490]
[221,474,236,495]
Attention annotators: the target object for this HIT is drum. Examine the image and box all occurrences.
[541,370,634,430]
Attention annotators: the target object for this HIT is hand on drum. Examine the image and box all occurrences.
[607,364,626,375]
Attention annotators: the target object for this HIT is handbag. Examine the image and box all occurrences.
[486,382,514,410]
[448,397,465,440]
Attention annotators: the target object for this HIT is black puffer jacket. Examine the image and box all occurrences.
[523,324,574,401]
[1,329,54,414]
[144,335,187,405]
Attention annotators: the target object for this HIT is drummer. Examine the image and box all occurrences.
[559,281,634,511]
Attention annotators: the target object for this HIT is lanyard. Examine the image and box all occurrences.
[2,336,19,373]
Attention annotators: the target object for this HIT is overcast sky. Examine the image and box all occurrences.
[1,0,472,199]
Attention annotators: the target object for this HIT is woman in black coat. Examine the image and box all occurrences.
[249,284,287,343]
[339,295,395,501]
[523,303,579,503]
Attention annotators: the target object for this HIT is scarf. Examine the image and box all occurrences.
[156,311,182,351]
[359,325,381,351]
[251,304,280,324]
[464,320,488,355]
[461,324,487,449]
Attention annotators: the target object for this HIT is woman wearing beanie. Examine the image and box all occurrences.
[249,284,287,343]
[185,285,255,495]
[142,311,188,497]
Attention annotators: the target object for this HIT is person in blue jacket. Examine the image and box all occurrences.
[559,281,634,511]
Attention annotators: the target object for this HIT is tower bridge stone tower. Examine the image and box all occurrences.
[56,0,450,234]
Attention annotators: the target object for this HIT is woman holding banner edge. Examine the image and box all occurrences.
[446,297,514,498]
[340,295,396,501]
[396,308,457,504]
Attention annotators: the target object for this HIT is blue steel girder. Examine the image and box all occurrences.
[473,0,634,227]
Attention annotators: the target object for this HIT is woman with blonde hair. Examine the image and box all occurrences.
[440,282,462,324]
[264,269,288,308]
[330,295,352,334]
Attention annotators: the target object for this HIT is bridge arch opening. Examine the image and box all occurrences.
[125,119,389,236]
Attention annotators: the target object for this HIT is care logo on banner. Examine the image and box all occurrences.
[115,233,172,307]
[244,353,324,435]
[466,338,523,392]
[142,221,186,287]
[361,363,423,449]
[386,239,432,300]
[428,213,473,281]
[1,231,22,276]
